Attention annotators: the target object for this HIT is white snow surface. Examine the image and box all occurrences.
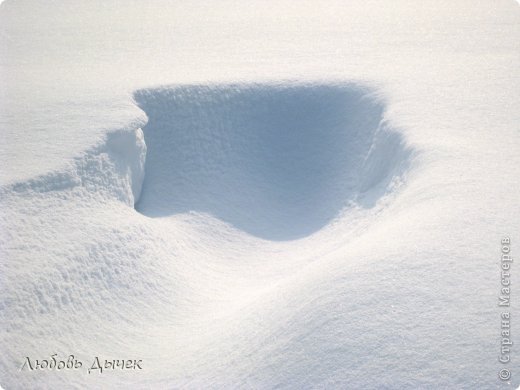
[1,0,519,388]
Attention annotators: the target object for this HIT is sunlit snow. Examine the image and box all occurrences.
[1,1,519,389]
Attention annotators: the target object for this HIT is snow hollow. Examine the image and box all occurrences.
[134,83,410,240]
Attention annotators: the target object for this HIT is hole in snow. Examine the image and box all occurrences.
[133,83,410,241]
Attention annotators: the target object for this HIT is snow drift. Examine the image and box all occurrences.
[2,127,146,207]
[2,0,519,388]
[134,83,409,240]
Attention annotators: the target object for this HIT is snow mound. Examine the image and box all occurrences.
[134,83,410,240]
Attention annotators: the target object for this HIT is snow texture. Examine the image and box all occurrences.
[1,0,519,389]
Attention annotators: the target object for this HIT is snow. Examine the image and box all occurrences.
[1,0,519,389]
[134,83,411,240]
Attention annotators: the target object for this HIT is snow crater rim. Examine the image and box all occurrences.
[133,82,412,241]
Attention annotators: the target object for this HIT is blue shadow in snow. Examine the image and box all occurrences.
[134,83,410,241]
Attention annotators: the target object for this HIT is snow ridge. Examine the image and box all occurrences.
[1,127,147,207]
